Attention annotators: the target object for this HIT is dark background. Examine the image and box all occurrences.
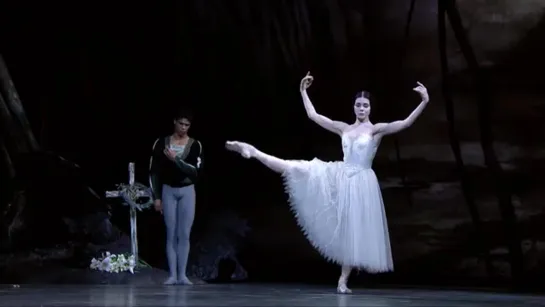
[1,0,545,290]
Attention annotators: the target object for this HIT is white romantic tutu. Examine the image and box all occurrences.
[282,158,394,273]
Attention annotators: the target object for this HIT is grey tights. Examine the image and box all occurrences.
[162,184,195,285]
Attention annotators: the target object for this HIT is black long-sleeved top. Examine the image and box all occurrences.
[149,136,203,201]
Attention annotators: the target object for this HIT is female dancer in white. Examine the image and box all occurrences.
[226,72,429,293]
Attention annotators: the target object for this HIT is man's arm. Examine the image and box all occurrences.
[149,138,164,200]
[173,140,203,181]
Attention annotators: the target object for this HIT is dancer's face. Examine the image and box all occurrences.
[354,97,371,121]
[173,117,191,136]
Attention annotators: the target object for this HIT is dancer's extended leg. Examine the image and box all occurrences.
[337,266,353,294]
[225,141,293,173]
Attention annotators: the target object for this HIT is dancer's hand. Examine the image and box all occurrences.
[154,199,162,214]
[413,82,429,102]
[164,148,177,161]
[300,71,313,92]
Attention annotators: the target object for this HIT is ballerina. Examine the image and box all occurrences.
[226,72,429,293]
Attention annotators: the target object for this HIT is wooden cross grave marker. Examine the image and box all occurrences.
[105,162,150,264]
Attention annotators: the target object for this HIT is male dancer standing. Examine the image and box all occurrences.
[149,108,203,285]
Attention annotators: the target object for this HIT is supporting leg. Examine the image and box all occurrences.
[225,141,294,174]
[176,185,196,285]
[337,266,353,294]
[162,185,178,285]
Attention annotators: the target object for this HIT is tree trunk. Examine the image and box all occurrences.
[0,92,29,154]
[0,139,15,179]
[0,54,39,153]
[0,54,41,213]
[437,0,493,277]
[0,137,15,209]
[390,0,418,208]
[444,0,523,284]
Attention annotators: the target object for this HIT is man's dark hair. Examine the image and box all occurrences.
[174,108,194,122]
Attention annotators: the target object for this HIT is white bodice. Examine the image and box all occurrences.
[341,133,379,169]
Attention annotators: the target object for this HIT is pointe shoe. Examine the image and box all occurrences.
[225,141,255,159]
[337,283,352,294]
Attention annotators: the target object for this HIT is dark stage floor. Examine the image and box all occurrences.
[1,284,544,306]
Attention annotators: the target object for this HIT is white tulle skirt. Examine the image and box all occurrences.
[282,158,394,273]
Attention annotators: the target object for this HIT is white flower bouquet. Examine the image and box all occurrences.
[89,252,136,274]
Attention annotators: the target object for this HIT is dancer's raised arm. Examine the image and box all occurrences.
[373,82,430,137]
[300,72,349,136]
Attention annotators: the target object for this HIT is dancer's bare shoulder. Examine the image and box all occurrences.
[310,116,350,136]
